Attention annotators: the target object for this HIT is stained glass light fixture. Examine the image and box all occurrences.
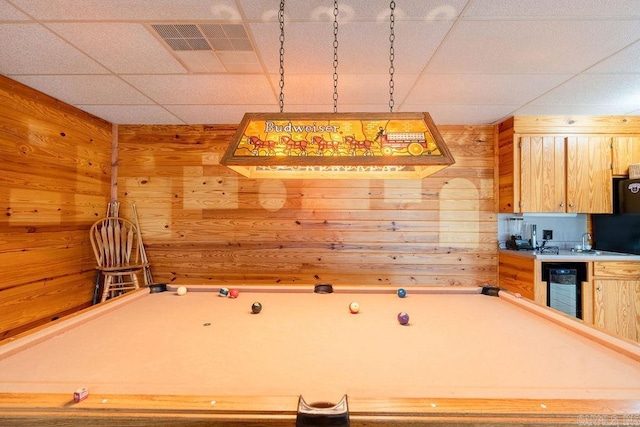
[220,112,454,179]
[220,2,455,179]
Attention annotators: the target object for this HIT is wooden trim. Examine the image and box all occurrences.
[0,393,638,426]
[111,123,118,202]
[511,115,640,134]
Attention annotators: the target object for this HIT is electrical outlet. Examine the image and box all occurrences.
[543,230,553,240]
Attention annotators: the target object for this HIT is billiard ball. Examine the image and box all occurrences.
[229,288,239,298]
[397,312,410,325]
[219,288,229,297]
[397,288,407,298]
[176,286,187,296]
[349,302,359,314]
[251,302,262,314]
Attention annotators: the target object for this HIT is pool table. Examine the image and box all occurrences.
[0,285,639,426]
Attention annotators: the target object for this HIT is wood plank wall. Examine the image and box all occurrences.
[0,76,112,340]
[117,124,497,288]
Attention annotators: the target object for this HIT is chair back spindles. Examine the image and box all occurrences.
[90,216,149,302]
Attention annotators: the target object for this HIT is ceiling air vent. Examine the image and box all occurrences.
[151,23,252,52]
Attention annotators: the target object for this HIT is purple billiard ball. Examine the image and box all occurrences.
[397,312,409,325]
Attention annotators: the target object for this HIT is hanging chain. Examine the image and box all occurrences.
[332,0,339,113]
[278,0,286,113]
[388,0,396,112]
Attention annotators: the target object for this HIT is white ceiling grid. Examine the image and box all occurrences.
[0,0,638,125]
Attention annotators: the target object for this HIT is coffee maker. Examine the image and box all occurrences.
[506,217,533,250]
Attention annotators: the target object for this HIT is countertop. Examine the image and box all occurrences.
[499,248,640,262]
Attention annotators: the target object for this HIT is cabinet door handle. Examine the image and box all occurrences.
[560,202,564,207]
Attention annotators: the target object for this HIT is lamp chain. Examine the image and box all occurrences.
[388,0,396,112]
[332,0,339,113]
[278,0,286,113]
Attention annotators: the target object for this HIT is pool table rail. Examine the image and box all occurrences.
[0,392,639,426]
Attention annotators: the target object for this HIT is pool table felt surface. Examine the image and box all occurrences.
[0,285,639,406]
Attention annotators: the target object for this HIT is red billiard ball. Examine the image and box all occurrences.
[397,312,409,325]
[229,289,239,298]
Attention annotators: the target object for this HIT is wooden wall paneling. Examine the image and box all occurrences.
[0,76,112,340]
[497,120,516,213]
[117,124,497,289]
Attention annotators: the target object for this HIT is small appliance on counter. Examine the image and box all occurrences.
[537,242,560,255]
[506,217,533,250]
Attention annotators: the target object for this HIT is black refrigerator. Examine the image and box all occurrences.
[592,178,640,255]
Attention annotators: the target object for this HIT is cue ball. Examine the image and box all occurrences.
[219,288,229,297]
[397,312,410,325]
[397,288,407,298]
[349,302,360,314]
[176,286,187,296]
[251,302,262,314]
[229,288,239,298]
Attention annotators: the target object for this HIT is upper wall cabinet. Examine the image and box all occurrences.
[497,116,639,214]
[612,136,640,177]
[565,136,612,213]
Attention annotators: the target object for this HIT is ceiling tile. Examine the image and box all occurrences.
[405,73,573,105]
[250,20,453,75]
[175,51,227,73]
[121,74,276,104]
[399,104,518,125]
[10,75,154,104]
[269,73,415,106]
[166,105,280,125]
[46,23,188,74]
[0,1,31,20]
[587,40,640,73]
[238,0,466,22]
[464,0,640,18]
[530,74,640,106]
[9,0,242,21]
[427,20,640,73]
[79,105,184,125]
[0,24,108,74]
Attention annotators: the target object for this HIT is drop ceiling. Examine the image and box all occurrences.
[1,0,639,126]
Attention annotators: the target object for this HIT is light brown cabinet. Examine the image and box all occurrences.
[502,134,612,213]
[593,261,640,342]
[498,252,640,342]
[565,136,612,213]
[496,116,640,213]
[519,135,565,213]
[612,136,640,177]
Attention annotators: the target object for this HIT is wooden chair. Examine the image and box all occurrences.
[90,217,149,303]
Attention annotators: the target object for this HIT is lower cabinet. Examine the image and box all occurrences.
[593,262,640,343]
[498,254,640,342]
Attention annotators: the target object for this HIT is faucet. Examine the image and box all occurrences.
[582,232,591,250]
